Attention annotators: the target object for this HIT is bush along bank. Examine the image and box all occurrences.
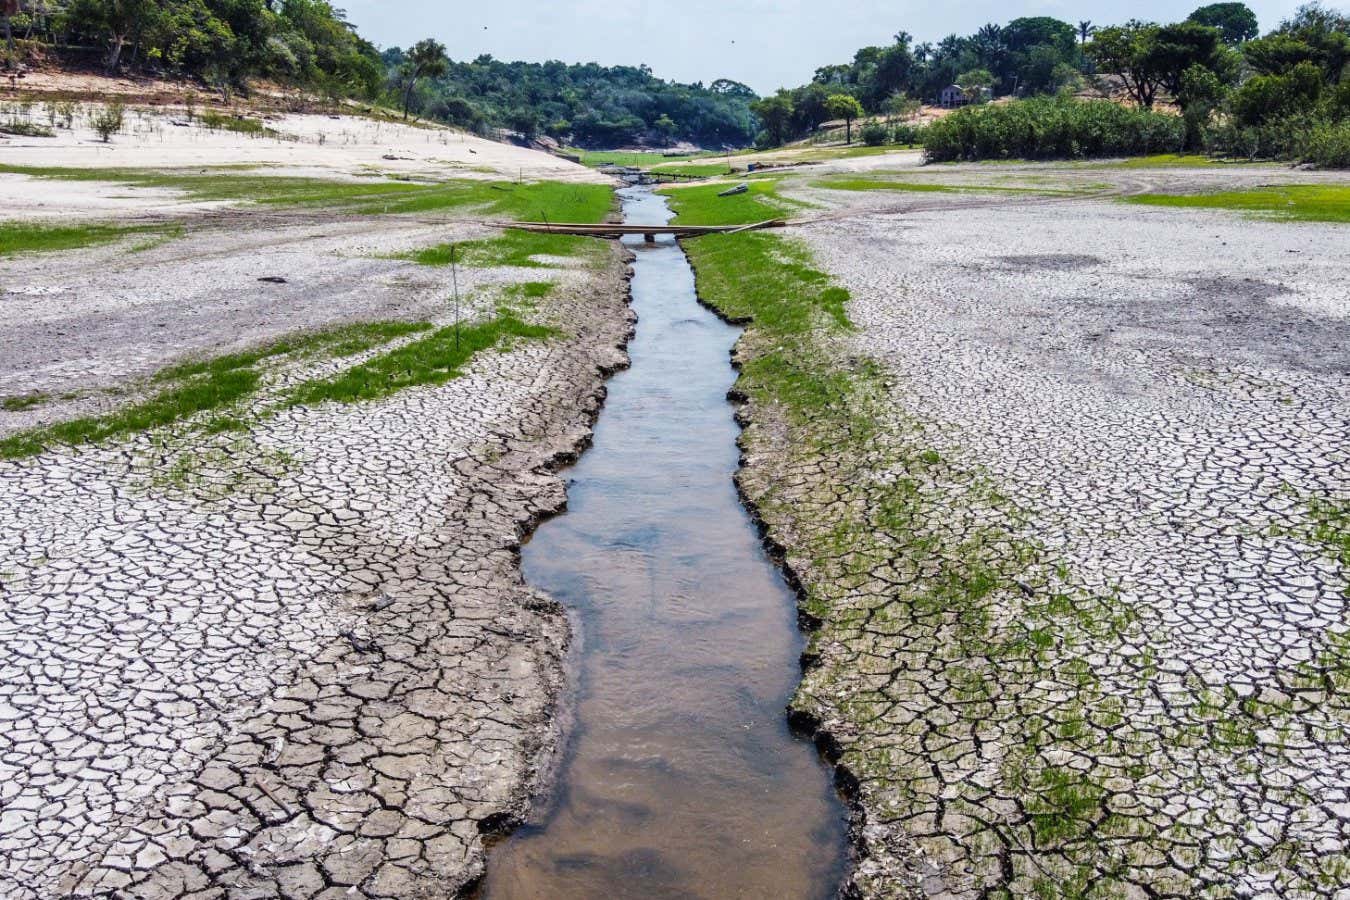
[923,97,1187,162]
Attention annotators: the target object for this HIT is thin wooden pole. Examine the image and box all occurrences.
[450,244,460,351]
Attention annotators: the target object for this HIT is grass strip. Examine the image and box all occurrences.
[659,178,799,226]
[1127,184,1350,223]
[2,320,432,459]
[0,165,614,222]
[0,369,261,459]
[813,177,1085,195]
[287,315,554,406]
[154,320,430,382]
[406,228,605,269]
[0,221,146,257]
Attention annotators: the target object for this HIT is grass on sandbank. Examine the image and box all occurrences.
[1127,184,1350,223]
[1,321,432,460]
[0,221,147,257]
[1,393,50,412]
[565,148,726,168]
[649,162,734,177]
[405,228,607,269]
[287,314,554,406]
[659,178,801,226]
[812,177,1086,195]
[0,369,263,459]
[0,165,615,222]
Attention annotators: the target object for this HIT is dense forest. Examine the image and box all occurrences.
[754,2,1349,166]
[3,0,1346,162]
[379,50,759,148]
[1,0,384,97]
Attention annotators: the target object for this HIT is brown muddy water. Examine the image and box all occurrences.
[477,187,849,897]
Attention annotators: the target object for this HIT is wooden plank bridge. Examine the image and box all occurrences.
[488,220,786,241]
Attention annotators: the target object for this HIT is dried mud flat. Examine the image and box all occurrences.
[727,164,1350,897]
[0,171,634,895]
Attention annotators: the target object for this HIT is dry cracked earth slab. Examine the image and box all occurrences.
[0,216,633,897]
[733,179,1348,898]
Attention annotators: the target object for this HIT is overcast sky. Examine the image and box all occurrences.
[341,0,1310,94]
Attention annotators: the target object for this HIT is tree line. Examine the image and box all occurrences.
[1,2,759,147]
[2,0,383,96]
[750,2,1350,166]
[380,46,759,148]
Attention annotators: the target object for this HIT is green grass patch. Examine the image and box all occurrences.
[0,121,55,138]
[812,177,1086,195]
[1104,153,1227,168]
[287,315,554,406]
[0,221,146,257]
[649,162,732,177]
[565,148,721,168]
[196,111,270,135]
[659,178,799,226]
[1127,184,1350,223]
[2,320,432,459]
[154,320,431,383]
[1,393,49,412]
[406,228,605,268]
[673,226,853,424]
[0,165,614,222]
[0,369,261,459]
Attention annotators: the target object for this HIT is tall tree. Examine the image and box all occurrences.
[749,91,794,145]
[1187,3,1259,45]
[825,93,864,143]
[1089,21,1166,107]
[399,37,448,120]
[1078,20,1094,46]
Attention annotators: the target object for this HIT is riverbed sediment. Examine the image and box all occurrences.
[697,163,1350,897]
[0,213,633,896]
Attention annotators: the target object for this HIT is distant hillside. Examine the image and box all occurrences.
[381,50,759,150]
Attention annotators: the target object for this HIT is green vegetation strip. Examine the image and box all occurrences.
[405,228,606,268]
[0,166,614,222]
[0,321,430,460]
[0,221,148,257]
[813,177,1086,195]
[566,148,723,168]
[658,178,800,226]
[1127,184,1350,223]
[287,315,554,405]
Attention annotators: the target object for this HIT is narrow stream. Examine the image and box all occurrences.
[479,187,848,897]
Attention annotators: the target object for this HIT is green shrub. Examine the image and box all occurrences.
[891,122,927,146]
[91,103,125,143]
[1229,62,1324,127]
[1299,120,1350,168]
[923,96,1185,162]
[860,123,890,146]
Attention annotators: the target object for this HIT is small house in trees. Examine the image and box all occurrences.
[940,85,970,108]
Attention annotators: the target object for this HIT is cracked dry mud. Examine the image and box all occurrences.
[0,218,633,897]
[720,176,1348,898]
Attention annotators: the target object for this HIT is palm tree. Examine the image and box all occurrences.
[400,38,449,121]
[1078,20,1095,46]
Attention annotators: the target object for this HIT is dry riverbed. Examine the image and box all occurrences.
[0,137,633,896]
[682,156,1349,897]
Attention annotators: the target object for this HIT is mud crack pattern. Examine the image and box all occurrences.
[0,250,633,898]
[727,198,1347,898]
